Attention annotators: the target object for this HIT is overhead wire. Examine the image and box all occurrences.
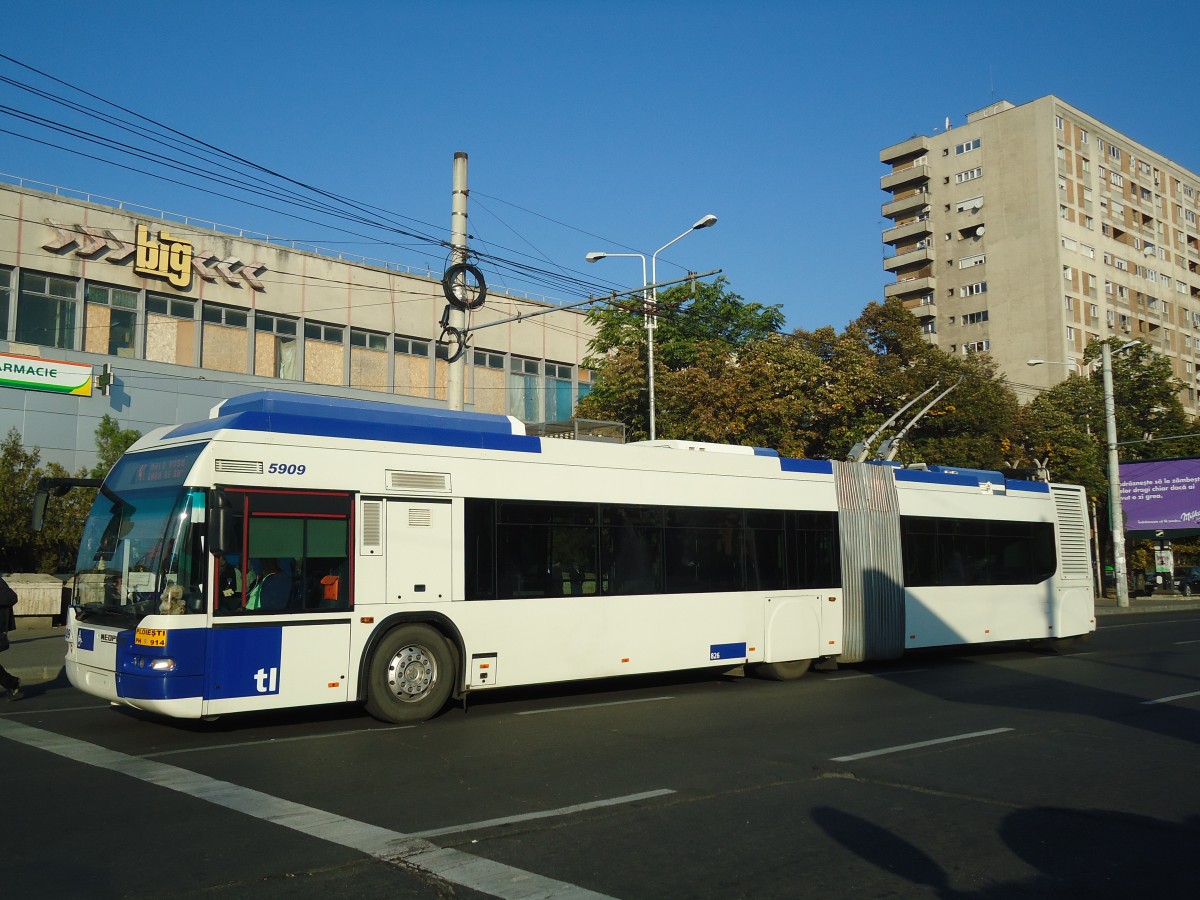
[0,54,624,302]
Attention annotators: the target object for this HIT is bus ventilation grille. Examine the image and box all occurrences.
[386,470,451,492]
[215,459,264,474]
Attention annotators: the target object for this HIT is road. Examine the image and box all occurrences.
[3,611,1199,899]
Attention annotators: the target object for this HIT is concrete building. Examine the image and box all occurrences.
[880,95,1200,409]
[0,177,597,471]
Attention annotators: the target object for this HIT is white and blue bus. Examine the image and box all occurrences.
[64,390,1095,724]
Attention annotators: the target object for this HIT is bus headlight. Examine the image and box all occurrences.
[148,658,177,672]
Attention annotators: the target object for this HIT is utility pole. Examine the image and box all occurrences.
[447,151,469,411]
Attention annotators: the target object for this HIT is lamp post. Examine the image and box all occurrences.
[587,214,717,440]
[1029,338,1139,607]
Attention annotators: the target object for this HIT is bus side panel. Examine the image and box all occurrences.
[763,594,823,663]
[203,620,352,715]
[904,583,1053,648]
[455,593,752,688]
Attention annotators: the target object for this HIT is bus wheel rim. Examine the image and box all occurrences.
[387,644,435,701]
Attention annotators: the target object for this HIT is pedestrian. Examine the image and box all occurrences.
[0,574,23,701]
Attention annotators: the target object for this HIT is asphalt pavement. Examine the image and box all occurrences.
[6,591,1200,690]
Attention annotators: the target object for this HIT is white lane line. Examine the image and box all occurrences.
[829,668,931,681]
[1173,639,1200,645]
[410,789,676,839]
[1102,618,1200,628]
[141,726,413,758]
[515,696,673,716]
[0,719,611,899]
[831,727,1014,762]
[2,704,111,716]
[1140,690,1200,705]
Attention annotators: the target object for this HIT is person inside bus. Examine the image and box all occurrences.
[216,553,243,613]
[255,558,293,611]
[104,573,124,606]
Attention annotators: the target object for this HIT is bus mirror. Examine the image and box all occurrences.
[31,490,49,533]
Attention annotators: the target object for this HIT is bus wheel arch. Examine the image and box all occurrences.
[749,658,813,681]
[363,619,459,724]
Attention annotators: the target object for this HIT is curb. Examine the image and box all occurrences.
[1095,602,1200,616]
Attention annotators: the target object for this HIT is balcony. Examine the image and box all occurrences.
[883,244,933,272]
[882,218,932,246]
[905,299,938,318]
[881,164,930,192]
[882,191,930,219]
[880,135,929,165]
[885,275,937,299]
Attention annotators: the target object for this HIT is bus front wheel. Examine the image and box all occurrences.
[365,624,455,724]
[751,658,813,681]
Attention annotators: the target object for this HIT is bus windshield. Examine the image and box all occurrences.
[73,444,207,623]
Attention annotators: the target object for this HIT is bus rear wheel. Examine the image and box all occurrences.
[751,658,813,681]
[365,624,454,724]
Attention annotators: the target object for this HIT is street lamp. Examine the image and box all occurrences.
[1029,338,1140,607]
[587,214,717,440]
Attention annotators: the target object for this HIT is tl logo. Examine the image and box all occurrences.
[254,667,280,694]
[133,224,193,289]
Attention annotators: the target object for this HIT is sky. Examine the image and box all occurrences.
[2,0,1198,333]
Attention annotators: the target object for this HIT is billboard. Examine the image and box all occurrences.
[1119,458,1200,532]
[0,352,93,396]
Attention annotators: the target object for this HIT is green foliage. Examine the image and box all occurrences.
[0,418,142,574]
[0,429,44,572]
[581,291,1021,466]
[579,276,785,441]
[91,414,142,478]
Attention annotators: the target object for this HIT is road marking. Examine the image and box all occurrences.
[141,726,414,758]
[1173,639,1200,645]
[1102,618,1200,628]
[1,704,111,716]
[410,789,675,838]
[0,719,612,899]
[831,727,1014,762]
[515,696,673,715]
[829,668,930,681]
[1140,690,1200,705]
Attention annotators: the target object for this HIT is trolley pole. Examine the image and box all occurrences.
[447,151,469,411]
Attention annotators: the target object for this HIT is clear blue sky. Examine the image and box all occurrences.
[2,1,1197,332]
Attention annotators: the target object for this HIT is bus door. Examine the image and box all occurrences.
[385,500,452,604]
[204,487,355,715]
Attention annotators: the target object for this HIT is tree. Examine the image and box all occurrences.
[91,414,142,478]
[0,417,143,574]
[0,428,44,572]
[579,276,784,441]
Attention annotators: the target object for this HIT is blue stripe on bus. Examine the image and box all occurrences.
[207,625,284,700]
[1006,480,1050,493]
[116,628,207,701]
[893,469,984,488]
[167,410,542,454]
[779,458,834,474]
[709,642,748,661]
[220,390,522,435]
[753,447,780,457]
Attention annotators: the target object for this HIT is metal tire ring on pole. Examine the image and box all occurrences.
[442,262,487,310]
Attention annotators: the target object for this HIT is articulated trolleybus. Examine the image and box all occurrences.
[66,390,1095,724]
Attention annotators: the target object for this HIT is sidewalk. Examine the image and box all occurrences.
[4,593,1200,689]
[3,622,68,688]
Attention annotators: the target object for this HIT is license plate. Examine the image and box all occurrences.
[135,628,167,648]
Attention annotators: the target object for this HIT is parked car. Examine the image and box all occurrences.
[1173,566,1200,595]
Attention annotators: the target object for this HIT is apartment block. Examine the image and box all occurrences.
[880,96,1200,410]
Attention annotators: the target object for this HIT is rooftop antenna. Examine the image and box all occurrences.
[847,382,940,463]
[875,377,963,462]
